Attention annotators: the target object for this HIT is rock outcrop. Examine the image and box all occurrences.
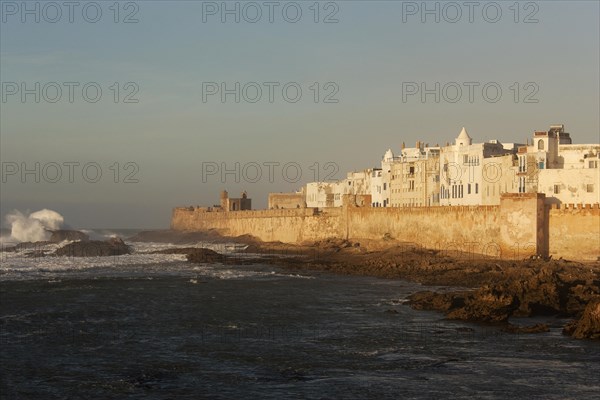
[186,248,225,263]
[54,237,131,257]
[49,230,89,242]
[407,262,600,336]
[563,298,600,340]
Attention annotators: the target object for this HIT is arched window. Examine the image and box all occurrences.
[538,140,545,150]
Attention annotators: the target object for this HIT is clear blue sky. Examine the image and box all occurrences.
[1,0,599,228]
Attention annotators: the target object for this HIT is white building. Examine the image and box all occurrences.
[297,124,597,210]
[390,142,441,207]
[305,169,375,208]
[368,169,385,207]
[380,149,397,207]
[517,125,599,205]
[439,128,515,206]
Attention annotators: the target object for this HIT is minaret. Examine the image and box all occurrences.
[455,127,472,146]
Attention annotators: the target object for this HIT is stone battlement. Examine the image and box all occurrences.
[172,193,599,261]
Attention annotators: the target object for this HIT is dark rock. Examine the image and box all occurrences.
[503,323,550,334]
[563,298,600,340]
[49,230,89,242]
[186,248,225,263]
[149,247,204,255]
[15,241,52,251]
[54,237,131,257]
[446,287,518,323]
[408,263,600,328]
[23,250,48,259]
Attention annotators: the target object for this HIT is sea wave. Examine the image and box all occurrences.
[0,240,312,282]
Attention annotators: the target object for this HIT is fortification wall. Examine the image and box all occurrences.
[343,202,537,259]
[548,204,600,261]
[171,207,342,243]
[172,194,550,259]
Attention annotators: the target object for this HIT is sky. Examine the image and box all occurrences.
[1,0,599,228]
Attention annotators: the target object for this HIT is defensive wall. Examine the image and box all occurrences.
[547,203,600,261]
[172,193,600,261]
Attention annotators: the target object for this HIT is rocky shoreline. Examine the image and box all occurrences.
[129,231,600,340]
[4,229,599,340]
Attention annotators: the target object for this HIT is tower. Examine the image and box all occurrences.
[220,190,229,210]
[455,127,472,147]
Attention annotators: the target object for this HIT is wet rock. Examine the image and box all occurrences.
[150,247,204,255]
[445,288,518,323]
[54,237,131,257]
[502,323,550,334]
[407,291,461,313]
[49,230,89,242]
[563,298,600,340]
[186,248,225,263]
[23,250,48,258]
[408,262,600,330]
[5,241,53,252]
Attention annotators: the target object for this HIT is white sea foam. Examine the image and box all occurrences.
[4,209,65,242]
[0,239,313,281]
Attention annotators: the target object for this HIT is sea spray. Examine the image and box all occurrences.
[4,209,65,242]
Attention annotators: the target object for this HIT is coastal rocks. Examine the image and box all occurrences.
[408,289,517,323]
[408,262,600,335]
[563,298,600,340]
[406,291,460,313]
[49,230,89,242]
[2,241,52,252]
[54,238,131,257]
[186,248,225,263]
[312,238,360,252]
[446,288,518,323]
[502,323,550,334]
[149,247,205,255]
[1,230,89,253]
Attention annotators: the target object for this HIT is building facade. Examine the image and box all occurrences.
[275,124,598,209]
[389,142,441,207]
[517,125,599,205]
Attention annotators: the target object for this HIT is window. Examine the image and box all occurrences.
[467,184,471,194]
[589,160,599,169]
[519,156,527,173]
[475,183,479,194]
[554,185,560,194]
[519,177,526,193]
[538,162,544,169]
[463,155,469,164]
[383,183,387,190]
[587,184,594,193]
[538,140,545,150]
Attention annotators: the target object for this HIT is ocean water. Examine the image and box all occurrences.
[1,232,599,399]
